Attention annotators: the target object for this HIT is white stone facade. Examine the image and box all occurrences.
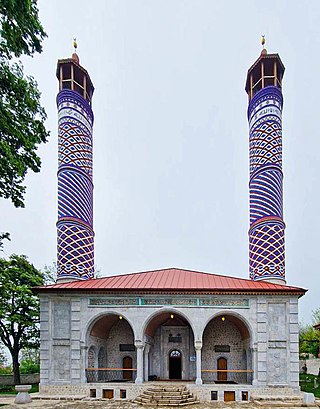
[39,291,300,401]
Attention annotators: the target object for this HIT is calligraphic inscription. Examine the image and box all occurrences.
[214,345,230,353]
[89,298,138,306]
[88,297,249,308]
[199,298,249,307]
[119,344,135,352]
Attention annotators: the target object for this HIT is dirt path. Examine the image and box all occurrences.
[0,396,319,409]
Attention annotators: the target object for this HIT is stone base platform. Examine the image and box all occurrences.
[39,382,306,404]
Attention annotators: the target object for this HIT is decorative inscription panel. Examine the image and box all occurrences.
[267,348,287,385]
[267,303,286,341]
[89,297,139,306]
[53,301,71,339]
[89,297,249,308]
[53,345,70,380]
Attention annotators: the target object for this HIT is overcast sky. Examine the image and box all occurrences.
[1,0,319,324]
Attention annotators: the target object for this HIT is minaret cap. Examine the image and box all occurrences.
[245,41,285,99]
[56,41,94,104]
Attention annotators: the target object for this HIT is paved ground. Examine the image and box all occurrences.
[0,396,319,409]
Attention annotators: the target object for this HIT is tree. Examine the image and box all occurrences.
[0,254,43,384]
[20,348,40,374]
[0,0,49,209]
[299,308,320,357]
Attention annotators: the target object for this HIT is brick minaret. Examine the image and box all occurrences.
[56,45,95,281]
[245,41,286,283]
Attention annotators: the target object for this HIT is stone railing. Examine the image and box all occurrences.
[0,373,40,386]
[201,369,253,385]
[86,368,137,383]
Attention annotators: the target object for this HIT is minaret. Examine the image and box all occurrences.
[245,38,286,283]
[56,41,95,281]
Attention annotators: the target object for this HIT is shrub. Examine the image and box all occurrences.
[19,359,39,374]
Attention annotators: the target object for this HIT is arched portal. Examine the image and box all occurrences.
[202,314,252,384]
[86,314,136,383]
[144,311,195,381]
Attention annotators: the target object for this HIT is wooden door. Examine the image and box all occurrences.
[123,356,133,380]
[224,391,235,402]
[217,357,227,381]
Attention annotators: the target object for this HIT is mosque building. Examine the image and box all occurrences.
[36,40,306,402]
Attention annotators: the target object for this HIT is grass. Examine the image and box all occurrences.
[0,383,39,395]
[300,373,320,398]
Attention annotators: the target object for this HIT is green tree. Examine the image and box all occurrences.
[0,0,49,246]
[0,254,43,384]
[299,308,320,357]
[20,348,40,374]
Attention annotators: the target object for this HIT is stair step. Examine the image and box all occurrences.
[134,386,199,407]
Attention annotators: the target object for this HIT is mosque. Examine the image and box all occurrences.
[36,40,306,402]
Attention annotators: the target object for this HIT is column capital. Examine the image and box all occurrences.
[135,340,144,349]
[144,343,151,353]
[194,341,202,350]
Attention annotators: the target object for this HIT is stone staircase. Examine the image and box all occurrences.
[134,386,199,406]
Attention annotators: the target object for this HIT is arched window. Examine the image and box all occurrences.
[170,350,181,358]
[98,347,106,368]
[88,346,96,368]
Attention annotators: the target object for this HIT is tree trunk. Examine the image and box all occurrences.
[12,348,21,385]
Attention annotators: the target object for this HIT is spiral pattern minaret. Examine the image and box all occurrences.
[245,48,286,283]
[56,52,95,281]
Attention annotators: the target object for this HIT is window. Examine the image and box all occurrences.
[170,350,181,358]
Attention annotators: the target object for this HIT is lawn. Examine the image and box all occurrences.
[0,383,38,395]
[300,373,320,398]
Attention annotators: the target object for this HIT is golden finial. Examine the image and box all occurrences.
[73,38,78,53]
[261,35,265,49]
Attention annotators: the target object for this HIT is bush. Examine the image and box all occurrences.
[19,359,39,374]
[0,384,14,393]
[0,366,12,375]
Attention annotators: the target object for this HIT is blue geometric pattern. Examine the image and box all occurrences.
[250,167,283,224]
[57,89,94,281]
[248,87,285,282]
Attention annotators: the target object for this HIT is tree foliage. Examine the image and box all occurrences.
[299,308,320,357]
[20,349,40,374]
[0,0,49,208]
[0,254,43,384]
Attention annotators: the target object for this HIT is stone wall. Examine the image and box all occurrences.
[106,319,136,369]
[0,374,40,386]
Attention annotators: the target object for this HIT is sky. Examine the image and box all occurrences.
[1,0,319,324]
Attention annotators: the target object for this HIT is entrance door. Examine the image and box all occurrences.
[123,356,133,380]
[169,350,182,379]
[217,357,227,381]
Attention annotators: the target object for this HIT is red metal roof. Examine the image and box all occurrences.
[36,268,306,295]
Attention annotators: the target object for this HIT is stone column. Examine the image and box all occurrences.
[135,342,144,384]
[195,341,203,385]
[144,344,150,381]
[251,344,258,386]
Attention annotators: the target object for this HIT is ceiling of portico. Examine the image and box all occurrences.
[90,314,133,338]
[145,312,190,337]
